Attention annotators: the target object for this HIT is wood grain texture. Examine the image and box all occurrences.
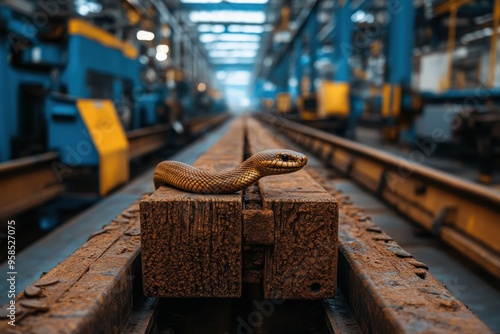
[140,118,244,297]
[247,117,338,299]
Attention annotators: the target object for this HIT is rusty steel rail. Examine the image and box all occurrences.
[127,124,172,160]
[0,114,230,219]
[327,178,492,333]
[184,113,231,137]
[0,121,169,219]
[0,196,145,333]
[127,114,230,160]
[0,152,65,220]
[257,113,500,280]
[0,116,493,333]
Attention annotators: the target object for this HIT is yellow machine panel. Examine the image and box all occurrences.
[68,19,138,59]
[318,81,350,118]
[77,100,129,196]
[382,84,402,118]
[276,93,292,114]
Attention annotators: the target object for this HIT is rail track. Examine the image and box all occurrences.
[0,152,64,220]
[0,114,229,221]
[0,115,498,333]
[257,113,500,280]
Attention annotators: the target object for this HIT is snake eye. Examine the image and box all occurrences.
[281,154,289,162]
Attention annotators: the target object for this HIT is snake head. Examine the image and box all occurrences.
[255,149,308,175]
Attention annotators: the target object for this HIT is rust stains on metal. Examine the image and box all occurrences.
[313,169,491,333]
[407,259,429,270]
[33,278,59,287]
[0,152,64,220]
[24,285,42,298]
[19,300,50,312]
[0,195,146,333]
[86,229,108,241]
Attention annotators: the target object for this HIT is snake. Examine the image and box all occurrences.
[153,149,308,194]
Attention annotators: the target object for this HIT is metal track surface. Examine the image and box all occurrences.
[0,152,64,220]
[128,114,230,160]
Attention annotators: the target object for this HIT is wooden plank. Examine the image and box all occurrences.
[242,209,274,245]
[246,117,338,300]
[140,118,244,298]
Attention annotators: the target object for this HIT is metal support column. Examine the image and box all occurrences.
[275,52,291,113]
[291,38,303,104]
[312,0,353,135]
[489,0,500,87]
[334,0,352,83]
[276,53,290,93]
[193,49,198,83]
[308,6,319,94]
[382,0,415,142]
[173,32,181,68]
[0,29,10,161]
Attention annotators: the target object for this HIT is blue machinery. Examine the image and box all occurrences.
[0,1,232,229]
[0,0,230,204]
[0,7,150,195]
[256,0,417,140]
[0,2,192,196]
[256,0,499,182]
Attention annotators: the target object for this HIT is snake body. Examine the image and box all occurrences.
[154,149,308,194]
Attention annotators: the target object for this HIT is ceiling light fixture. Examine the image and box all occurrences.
[156,44,169,53]
[189,11,266,24]
[208,50,257,58]
[205,42,260,50]
[227,25,265,33]
[156,52,168,61]
[198,24,226,33]
[180,0,221,3]
[199,33,261,43]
